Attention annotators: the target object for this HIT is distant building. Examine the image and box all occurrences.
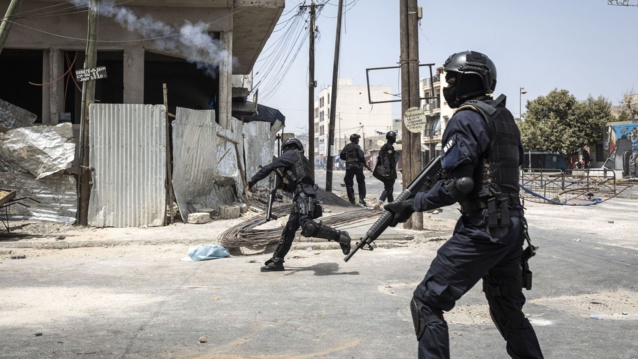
[313,78,394,166]
[419,67,450,164]
[611,94,638,120]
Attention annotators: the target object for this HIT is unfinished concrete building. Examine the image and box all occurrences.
[0,0,286,227]
[0,0,284,128]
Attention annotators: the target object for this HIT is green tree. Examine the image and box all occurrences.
[617,91,638,121]
[519,89,613,158]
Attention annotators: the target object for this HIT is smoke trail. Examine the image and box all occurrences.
[70,0,237,78]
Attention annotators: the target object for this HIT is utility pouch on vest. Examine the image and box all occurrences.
[312,202,323,219]
[486,196,510,228]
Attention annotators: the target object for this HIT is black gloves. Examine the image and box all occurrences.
[247,180,256,191]
[384,198,415,227]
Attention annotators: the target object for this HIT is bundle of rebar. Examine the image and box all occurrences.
[218,205,380,248]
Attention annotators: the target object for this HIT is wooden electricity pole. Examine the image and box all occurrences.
[325,0,343,192]
[0,0,22,55]
[400,0,423,230]
[300,1,322,177]
[77,0,99,225]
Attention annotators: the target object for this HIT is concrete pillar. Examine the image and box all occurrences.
[123,47,145,104]
[48,48,64,125]
[42,49,51,124]
[219,31,232,129]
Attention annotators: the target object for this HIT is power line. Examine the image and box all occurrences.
[608,0,638,6]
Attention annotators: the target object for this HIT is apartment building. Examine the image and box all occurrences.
[419,67,454,164]
[313,78,394,167]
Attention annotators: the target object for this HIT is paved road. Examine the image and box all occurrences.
[314,169,397,203]
[1,197,637,358]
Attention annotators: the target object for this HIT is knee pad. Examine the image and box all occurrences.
[410,297,445,341]
[489,307,526,340]
[300,221,319,237]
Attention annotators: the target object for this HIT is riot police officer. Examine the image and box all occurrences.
[384,51,544,358]
[340,133,371,206]
[378,131,398,203]
[248,138,351,272]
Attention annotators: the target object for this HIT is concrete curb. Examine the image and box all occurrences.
[0,231,447,251]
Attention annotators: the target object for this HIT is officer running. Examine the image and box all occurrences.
[340,133,371,206]
[384,51,544,358]
[248,138,352,272]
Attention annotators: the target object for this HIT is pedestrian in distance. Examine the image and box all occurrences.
[247,138,352,272]
[384,51,544,358]
[340,133,371,206]
[377,131,398,203]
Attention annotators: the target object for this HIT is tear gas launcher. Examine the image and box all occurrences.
[344,156,442,262]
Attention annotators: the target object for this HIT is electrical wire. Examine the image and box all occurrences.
[7,4,246,44]
[253,5,309,101]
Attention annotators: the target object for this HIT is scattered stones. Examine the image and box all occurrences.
[219,205,241,219]
[187,212,212,224]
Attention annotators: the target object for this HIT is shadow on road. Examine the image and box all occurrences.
[284,262,360,276]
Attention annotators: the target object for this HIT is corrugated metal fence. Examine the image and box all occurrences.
[88,104,167,227]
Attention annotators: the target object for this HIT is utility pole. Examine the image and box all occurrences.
[400,0,423,230]
[0,0,23,55]
[325,0,343,192]
[77,0,99,225]
[300,1,322,178]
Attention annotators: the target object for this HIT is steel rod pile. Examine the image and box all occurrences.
[218,206,380,249]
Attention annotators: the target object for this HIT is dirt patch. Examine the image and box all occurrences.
[531,289,638,320]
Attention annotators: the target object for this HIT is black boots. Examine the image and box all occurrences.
[261,257,285,272]
[336,231,352,255]
[359,198,367,207]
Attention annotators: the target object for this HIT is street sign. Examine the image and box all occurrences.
[76,66,108,82]
[403,107,426,133]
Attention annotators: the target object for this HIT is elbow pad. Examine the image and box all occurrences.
[446,177,475,202]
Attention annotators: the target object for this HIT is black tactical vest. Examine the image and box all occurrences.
[458,95,521,197]
[343,143,361,165]
[281,150,314,192]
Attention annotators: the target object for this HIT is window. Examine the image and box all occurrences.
[320,125,325,136]
[319,111,324,122]
[433,115,441,136]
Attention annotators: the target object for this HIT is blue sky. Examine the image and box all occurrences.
[253,0,638,135]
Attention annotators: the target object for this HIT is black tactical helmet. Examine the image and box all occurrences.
[442,51,497,108]
[350,134,361,143]
[282,138,303,152]
[386,131,397,142]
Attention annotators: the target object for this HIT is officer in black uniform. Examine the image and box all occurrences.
[378,131,398,203]
[384,51,544,358]
[248,138,351,272]
[340,133,370,206]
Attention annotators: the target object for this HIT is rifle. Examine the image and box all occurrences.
[344,156,442,262]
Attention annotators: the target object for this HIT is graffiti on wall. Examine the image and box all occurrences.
[605,122,638,177]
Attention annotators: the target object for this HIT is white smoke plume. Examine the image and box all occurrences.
[70,0,237,78]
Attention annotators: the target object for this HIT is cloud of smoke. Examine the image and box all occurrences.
[70,0,237,78]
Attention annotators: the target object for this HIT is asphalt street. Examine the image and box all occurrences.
[0,180,637,358]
